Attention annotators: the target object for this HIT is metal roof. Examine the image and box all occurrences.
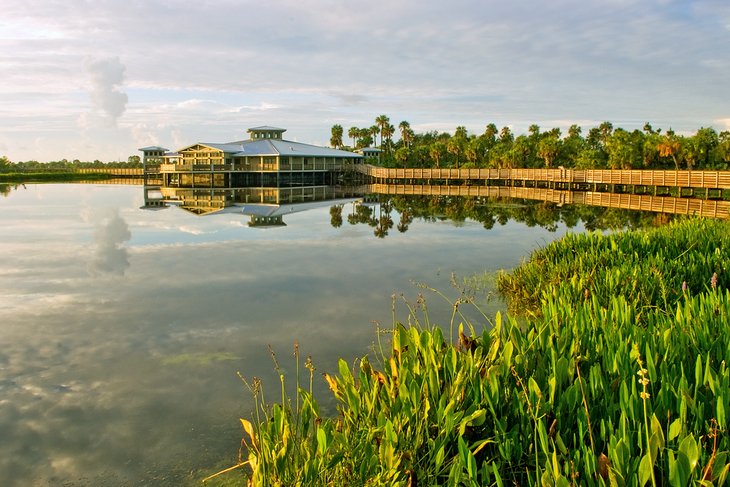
[247,126,286,132]
[238,139,361,158]
[138,146,169,151]
[179,139,362,158]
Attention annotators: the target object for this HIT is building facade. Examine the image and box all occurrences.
[140,126,363,189]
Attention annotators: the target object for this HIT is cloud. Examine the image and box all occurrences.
[88,209,132,276]
[84,57,128,127]
[2,0,729,162]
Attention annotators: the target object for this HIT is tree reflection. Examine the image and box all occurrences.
[397,210,413,233]
[329,205,343,228]
[333,193,677,237]
[0,183,24,197]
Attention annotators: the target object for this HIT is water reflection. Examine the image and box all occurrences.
[143,185,365,227]
[0,183,25,197]
[368,183,730,220]
[140,182,728,238]
[88,208,132,275]
[0,181,725,486]
[6,183,565,486]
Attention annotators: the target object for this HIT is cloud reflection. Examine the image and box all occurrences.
[88,209,131,276]
[0,186,578,486]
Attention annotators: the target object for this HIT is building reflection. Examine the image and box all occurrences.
[142,184,367,226]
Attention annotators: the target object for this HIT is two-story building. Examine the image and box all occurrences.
[140,126,363,188]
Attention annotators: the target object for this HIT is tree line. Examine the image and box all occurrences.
[331,117,730,171]
[0,155,142,173]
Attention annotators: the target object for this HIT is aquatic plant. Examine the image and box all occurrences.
[496,218,730,317]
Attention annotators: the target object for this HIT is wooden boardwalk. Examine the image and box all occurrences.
[368,183,730,219]
[75,177,145,186]
[76,168,144,176]
[358,166,730,191]
[77,166,730,192]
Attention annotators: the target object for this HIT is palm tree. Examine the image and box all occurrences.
[537,133,562,167]
[382,123,395,154]
[398,121,412,148]
[375,115,390,148]
[330,124,344,149]
[499,126,514,144]
[483,123,498,140]
[348,127,359,148]
[657,132,683,170]
[447,137,464,168]
[357,128,373,149]
[567,124,582,139]
[598,121,614,147]
[403,128,415,149]
[369,125,379,147]
[429,141,446,168]
[447,126,469,168]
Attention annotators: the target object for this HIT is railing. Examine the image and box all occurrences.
[357,166,730,189]
[76,168,144,176]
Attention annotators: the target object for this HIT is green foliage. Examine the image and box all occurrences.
[215,219,730,485]
[0,157,142,174]
[496,218,730,316]
[354,115,730,171]
[0,172,116,183]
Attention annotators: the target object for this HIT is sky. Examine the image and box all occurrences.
[1,0,729,162]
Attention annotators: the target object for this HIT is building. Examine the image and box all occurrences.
[140,126,363,189]
[356,147,382,163]
[138,146,168,164]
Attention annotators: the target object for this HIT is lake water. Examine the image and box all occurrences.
[0,183,586,485]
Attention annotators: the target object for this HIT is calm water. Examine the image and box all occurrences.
[0,183,580,485]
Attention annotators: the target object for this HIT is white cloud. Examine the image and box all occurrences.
[83,57,128,127]
[0,0,728,161]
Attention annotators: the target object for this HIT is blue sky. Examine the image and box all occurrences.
[1,0,729,162]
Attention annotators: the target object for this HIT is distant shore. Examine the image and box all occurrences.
[0,172,120,183]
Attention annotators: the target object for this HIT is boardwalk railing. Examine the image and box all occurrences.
[76,168,144,176]
[357,165,730,190]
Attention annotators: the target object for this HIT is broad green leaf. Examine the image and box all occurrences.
[650,414,665,456]
[537,420,549,455]
[718,397,726,427]
[678,434,699,474]
[503,340,513,369]
[434,444,445,469]
[493,463,504,487]
[638,453,652,487]
[458,409,486,435]
[317,427,327,456]
[668,418,681,441]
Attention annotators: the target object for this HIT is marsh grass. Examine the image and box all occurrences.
[496,218,730,317]
[210,218,730,486]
